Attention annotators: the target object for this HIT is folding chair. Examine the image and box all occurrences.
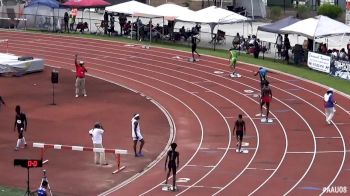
[216,30,226,44]
[95,21,104,35]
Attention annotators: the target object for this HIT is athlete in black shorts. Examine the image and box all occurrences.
[13,105,27,151]
[191,35,200,62]
[233,114,246,153]
[165,143,179,191]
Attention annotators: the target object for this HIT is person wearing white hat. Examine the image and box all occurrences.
[324,88,337,125]
[74,54,87,98]
[131,114,145,157]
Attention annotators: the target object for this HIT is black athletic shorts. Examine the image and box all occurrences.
[168,162,177,175]
[236,130,243,140]
[192,44,197,52]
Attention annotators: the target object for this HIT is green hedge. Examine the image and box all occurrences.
[270,6,283,21]
[297,5,311,19]
[318,3,342,19]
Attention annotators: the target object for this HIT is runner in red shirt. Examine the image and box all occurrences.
[260,81,272,122]
[75,54,87,97]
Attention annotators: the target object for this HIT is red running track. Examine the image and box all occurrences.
[1,30,350,196]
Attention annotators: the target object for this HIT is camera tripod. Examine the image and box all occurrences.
[37,170,53,196]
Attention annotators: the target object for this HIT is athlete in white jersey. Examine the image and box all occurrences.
[131,114,145,157]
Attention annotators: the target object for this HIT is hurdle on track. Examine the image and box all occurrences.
[0,39,8,53]
[33,143,128,174]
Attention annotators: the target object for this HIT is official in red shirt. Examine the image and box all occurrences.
[75,54,87,97]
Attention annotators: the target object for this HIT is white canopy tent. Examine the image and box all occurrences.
[155,3,195,21]
[105,0,161,17]
[281,15,350,50]
[177,6,249,24]
[105,0,162,41]
[176,6,250,49]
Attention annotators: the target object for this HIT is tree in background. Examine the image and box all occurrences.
[318,3,342,19]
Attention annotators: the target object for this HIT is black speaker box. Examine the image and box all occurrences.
[51,70,59,84]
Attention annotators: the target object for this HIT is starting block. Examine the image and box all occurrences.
[236,149,249,153]
[261,118,273,123]
[230,73,241,78]
[162,184,178,192]
[255,113,266,117]
[242,142,249,147]
[188,58,200,62]
[141,45,150,49]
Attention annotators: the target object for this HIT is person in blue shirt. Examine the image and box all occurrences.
[324,88,336,124]
[37,180,48,196]
[254,67,276,89]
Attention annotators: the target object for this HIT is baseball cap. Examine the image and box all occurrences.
[328,88,334,92]
[79,61,84,65]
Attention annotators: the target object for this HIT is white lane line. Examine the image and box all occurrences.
[176,185,222,189]
[6,39,261,196]
[287,150,349,154]
[217,147,256,150]
[246,168,276,171]
[7,36,298,195]
[29,33,347,195]
[186,165,215,168]
[229,59,347,195]
[315,137,342,139]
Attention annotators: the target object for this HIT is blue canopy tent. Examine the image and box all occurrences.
[257,16,300,34]
[26,0,60,9]
[26,0,61,30]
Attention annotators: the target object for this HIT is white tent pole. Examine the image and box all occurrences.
[243,22,244,37]
[313,36,316,51]
[251,0,254,20]
[220,0,223,8]
[34,5,39,27]
[131,15,133,40]
[162,17,164,39]
[149,18,152,44]
[89,9,91,32]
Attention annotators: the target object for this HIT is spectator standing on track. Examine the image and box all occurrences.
[260,81,272,122]
[131,114,145,157]
[324,88,336,125]
[233,114,246,153]
[191,34,200,62]
[165,142,179,191]
[13,105,27,151]
[37,180,48,196]
[228,48,239,77]
[0,96,5,110]
[89,122,108,165]
[74,54,87,98]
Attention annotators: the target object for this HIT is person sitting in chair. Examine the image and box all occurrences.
[76,22,88,33]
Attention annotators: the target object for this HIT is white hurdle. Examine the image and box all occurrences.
[33,142,128,174]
